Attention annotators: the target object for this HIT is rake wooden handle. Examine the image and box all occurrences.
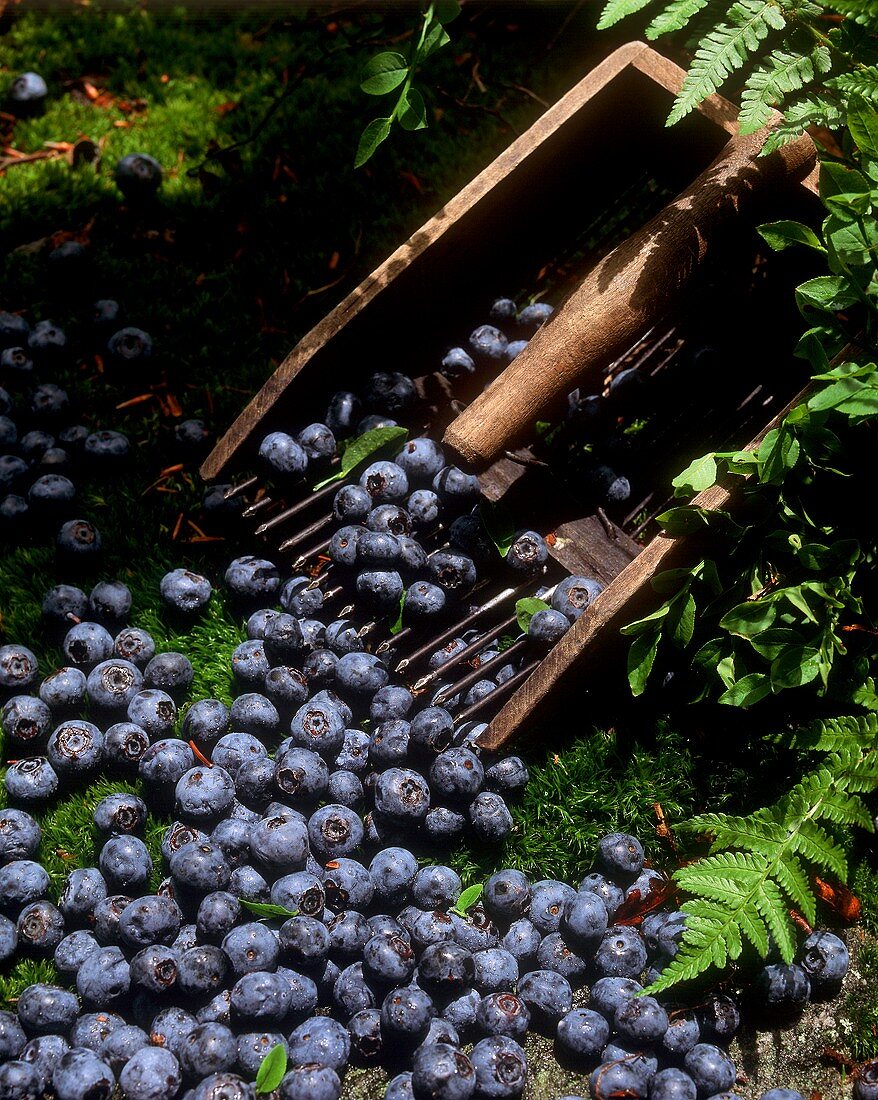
[443,128,816,467]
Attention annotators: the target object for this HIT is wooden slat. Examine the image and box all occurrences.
[475,379,818,753]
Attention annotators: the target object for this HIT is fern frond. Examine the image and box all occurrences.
[597,0,655,29]
[760,94,845,155]
[646,0,712,38]
[739,46,831,134]
[668,0,787,125]
[827,66,878,104]
[645,714,878,995]
[823,0,878,26]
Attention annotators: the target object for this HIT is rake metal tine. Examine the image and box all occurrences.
[277,512,334,553]
[255,481,338,535]
[394,584,527,674]
[453,657,541,724]
[224,476,259,500]
[432,637,529,707]
[291,538,332,570]
[241,495,274,518]
[412,614,521,693]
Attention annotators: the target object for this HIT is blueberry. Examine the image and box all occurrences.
[0,456,28,494]
[404,581,446,619]
[213,732,268,778]
[20,1034,70,1088]
[472,947,519,994]
[308,804,364,862]
[441,347,476,380]
[99,834,152,892]
[58,867,107,924]
[119,895,182,949]
[4,757,59,804]
[87,658,143,711]
[516,969,572,1025]
[505,340,528,362]
[225,556,280,603]
[99,1024,149,1075]
[1,697,51,748]
[381,986,435,1045]
[552,576,604,622]
[27,320,67,357]
[517,302,554,331]
[364,371,417,414]
[178,945,229,999]
[362,932,416,986]
[683,1044,736,1097]
[661,1014,701,1059]
[799,930,849,992]
[332,484,371,524]
[528,608,569,645]
[563,890,608,946]
[0,645,39,694]
[405,489,439,528]
[594,925,648,979]
[369,720,412,768]
[469,325,508,363]
[413,866,462,911]
[52,1050,114,1100]
[451,906,500,953]
[346,1008,383,1065]
[16,982,78,1035]
[432,467,481,507]
[271,871,325,924]
[429,550,477,591]
[160,568,212,615]
[129,944,180,993]
[754,962,811,1011]
[210,819,253,869]
[332,960,376,1017]
[590,1057,651,1100]
[579,873,624,919]
[85,429,130,460]
[114,153,163,200]
[76,944,131,1004]
[69,1011,125,1052]
[696,994,739,1043]
[194,1073,255,1100]
[263,666,309,713]
[759,1092,806,1100]
[329,525,363,568]
[275,747,329,802]
[387,1073,415,1100]
[0,810,40,864]
[614,994,668,1045]
[369,847,418,906]
[259,432,309,479]
[598,832,644,879]
[429,747,484,802]
[411,1042,475,1100]
[115,627,157,667]
[375,768,430,824]
[0,313,29,349]
[556,1006,610,1063]
[169,840,231,895]
[279,1064,341,1100]
[356,569,404,611]
[176,766,236,824]
[468,1036,527,1099]
[129,689,178,738]
[287,1016,350,1074]
[0,347,32,383]
[500,919,540,966]
[466,796,514,844]
[144,652,194,698]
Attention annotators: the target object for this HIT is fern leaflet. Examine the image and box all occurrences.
[597,0,656,30]
[667,0,787,125]
[739,45,832,133]
[645,715,878,994]
[823,0,878,25]
[827,65,878,104]
[646,0,713,38]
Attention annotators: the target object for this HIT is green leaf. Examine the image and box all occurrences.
[239,900,299,920]
[419,20,451,60]
[657,506,711,535]
[646,0,710,39]
[452,883,484,917]
[515,597,550,634]
[668,592,696,647]
[720,599,778,638]
[717,672,772,707]
[388,593,405,636]
[398,86,428,131]
[758,220,825,253]
[672,453,717,495]
[479,499,515,558]
[313,426,407,490]
[749,627,804,660]
[819,161,870,203]
[628,629,661,696]
[795,275,860,312]
[360,52,409,96]
[848,95,878,159]
[255,1044,287,1094]
[597,0,654,30]
[354,116,393,169]
[825,192,873,217]
[770,646,821,691]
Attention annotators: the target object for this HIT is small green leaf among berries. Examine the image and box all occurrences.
[451,882,484,917]
[255,1042,287,1094]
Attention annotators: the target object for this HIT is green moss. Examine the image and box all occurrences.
[846,940,878,1062]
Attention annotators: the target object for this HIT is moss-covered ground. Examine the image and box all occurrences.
[1,4,877,1093]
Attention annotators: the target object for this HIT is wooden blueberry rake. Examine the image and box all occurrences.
[201,42,820,753]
